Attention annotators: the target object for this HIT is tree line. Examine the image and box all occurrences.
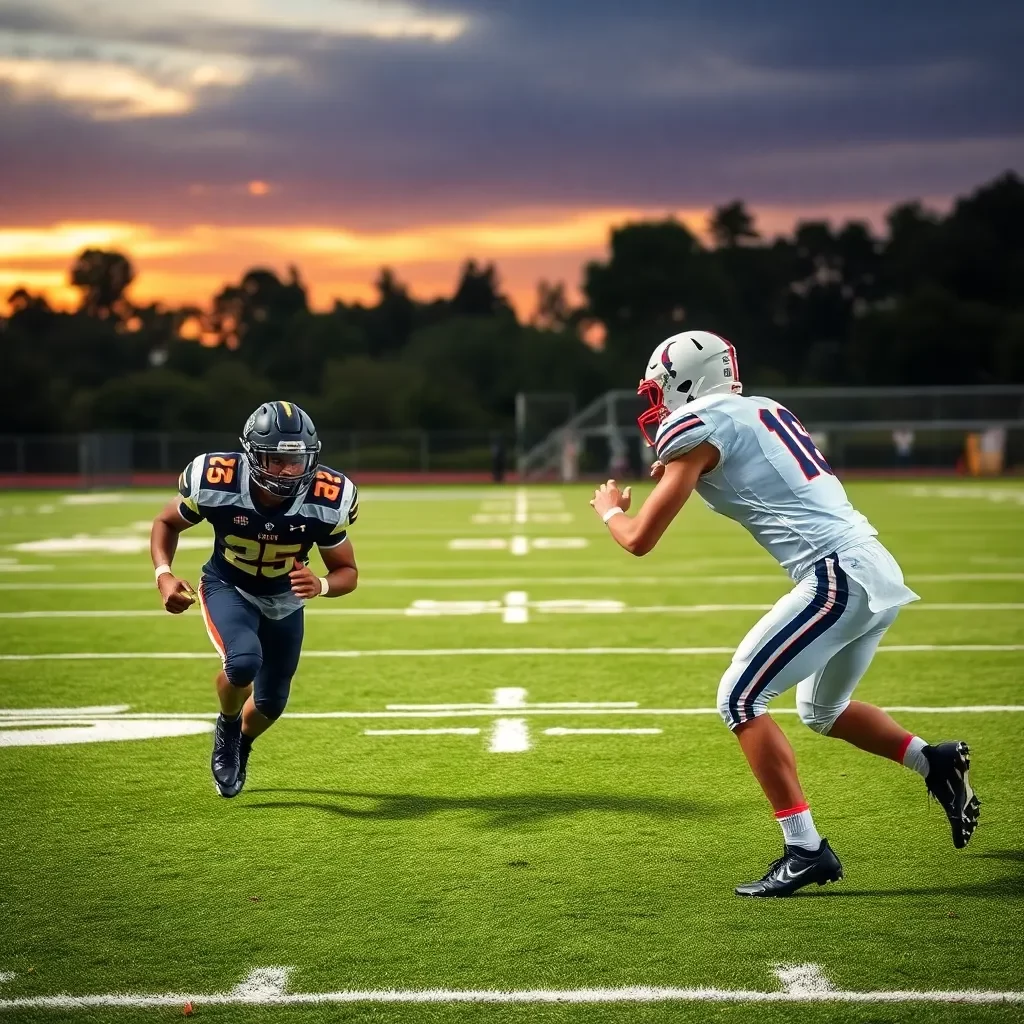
[3,171,1022,434]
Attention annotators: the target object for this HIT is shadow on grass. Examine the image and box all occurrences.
[243,789,709,827]
[796,849,1024,899]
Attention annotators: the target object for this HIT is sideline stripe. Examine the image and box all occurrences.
[1,645,1022,662]
[0,985,1021,1009]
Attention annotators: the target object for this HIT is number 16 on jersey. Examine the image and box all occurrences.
[760,407,833,480]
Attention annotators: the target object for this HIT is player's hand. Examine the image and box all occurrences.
[158,574,196,614]
[590,478,632,518]
[289,558,322,600]
[650,460,666,481]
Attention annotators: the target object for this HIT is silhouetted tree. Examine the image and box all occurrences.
[451,260,511,318]
[70,249,135,319]
[709,200,760,248]
[4,171,1023,436]
[531,280,574,332]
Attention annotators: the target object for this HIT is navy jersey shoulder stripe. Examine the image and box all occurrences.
[656,414,705,456]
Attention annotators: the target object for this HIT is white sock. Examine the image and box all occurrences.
[775,804,822,851]
[901,735,930,778]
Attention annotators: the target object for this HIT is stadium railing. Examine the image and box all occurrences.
[516,386,1024,479]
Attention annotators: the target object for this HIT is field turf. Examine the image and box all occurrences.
[0,480,1022,1023]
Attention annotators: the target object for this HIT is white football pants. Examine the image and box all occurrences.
[717,552,899,733]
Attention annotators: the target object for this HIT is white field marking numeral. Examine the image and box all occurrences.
[0,706,215,747]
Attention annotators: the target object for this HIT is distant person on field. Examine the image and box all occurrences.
[150,402,359,798]
[590,331,980,897]
[893,428,915,469]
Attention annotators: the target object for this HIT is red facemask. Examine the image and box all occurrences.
[637,377,667,446]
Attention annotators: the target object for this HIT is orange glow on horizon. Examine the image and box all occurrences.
[0,198,912,321]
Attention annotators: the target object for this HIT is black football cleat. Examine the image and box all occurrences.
[211,713,242,798]
[234,737,252,797]
[924,741,980,848]
[735,840,844,897]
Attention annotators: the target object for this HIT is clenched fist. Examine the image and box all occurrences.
[290,558,324,600]
[158,574,196,614]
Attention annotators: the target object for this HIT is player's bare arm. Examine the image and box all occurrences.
[590,442,719,556]
[289,539,358,600]
[150,497,197,614]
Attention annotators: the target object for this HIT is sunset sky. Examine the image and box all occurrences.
[1,0,1021,317]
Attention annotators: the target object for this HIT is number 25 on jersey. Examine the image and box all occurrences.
[759,407,833,479]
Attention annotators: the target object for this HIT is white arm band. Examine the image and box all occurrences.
[319,576,330,597]
[602,507,624,524]
[154,564,172,580]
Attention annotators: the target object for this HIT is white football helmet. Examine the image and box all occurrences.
[637,330,743,445]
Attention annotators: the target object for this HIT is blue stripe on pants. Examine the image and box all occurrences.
[728,555,849,725]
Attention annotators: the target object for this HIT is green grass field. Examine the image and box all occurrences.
[0,480,1022,1024]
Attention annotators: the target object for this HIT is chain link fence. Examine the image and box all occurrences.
[0,430,514,484]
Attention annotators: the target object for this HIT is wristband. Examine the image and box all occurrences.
[319,576,330,597]
[602,507,624,524]
[155,564,172,581]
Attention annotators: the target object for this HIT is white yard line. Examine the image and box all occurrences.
[630,603,1024,614]
[385,702,639,710]
[472,513,573,524]
[544,728,662,736]
[0,963,1020,1009]
[4,706,1022,722]
[2,645,1022,662]
[3,602,1024,620]
[5,572,1024,591]
[364,728,481,737]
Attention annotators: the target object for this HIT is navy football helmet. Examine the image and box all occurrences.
[240,401,321,497]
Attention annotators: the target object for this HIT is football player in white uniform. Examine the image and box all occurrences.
[590,331,980,897]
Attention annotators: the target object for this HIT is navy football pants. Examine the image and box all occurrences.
[198,573,304,721]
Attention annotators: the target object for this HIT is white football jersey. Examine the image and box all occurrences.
[655,393,880,583]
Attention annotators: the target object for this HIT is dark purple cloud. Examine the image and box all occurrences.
[0,0,1021,228]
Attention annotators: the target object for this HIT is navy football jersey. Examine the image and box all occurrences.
[178,452,358,597]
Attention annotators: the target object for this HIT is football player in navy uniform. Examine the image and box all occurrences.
[149,401,358,797]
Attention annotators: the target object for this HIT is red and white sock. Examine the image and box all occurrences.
[775,803,822,851]
[899,735,930,778]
